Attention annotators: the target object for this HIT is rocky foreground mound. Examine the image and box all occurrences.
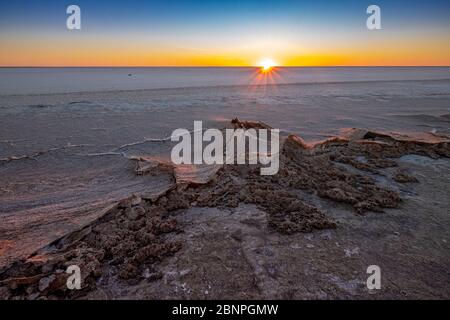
[1,119,449,300]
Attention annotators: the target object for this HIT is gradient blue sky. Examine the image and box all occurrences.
[1,0,449,66]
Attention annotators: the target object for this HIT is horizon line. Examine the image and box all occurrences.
[1,65,450,68]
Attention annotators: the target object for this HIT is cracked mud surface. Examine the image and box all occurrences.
[0,119,449,300]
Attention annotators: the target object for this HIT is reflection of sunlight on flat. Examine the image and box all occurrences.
[247,66,284,92]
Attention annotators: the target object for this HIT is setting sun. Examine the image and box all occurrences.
[259,58,276,72]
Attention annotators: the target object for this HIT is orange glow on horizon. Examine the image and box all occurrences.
[0,34,449,67]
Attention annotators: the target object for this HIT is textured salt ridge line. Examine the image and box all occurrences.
[75,127,208,158]
[0,144,92,164]
[0,128,204,167]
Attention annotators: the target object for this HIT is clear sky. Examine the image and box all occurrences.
[1,0,449,66]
